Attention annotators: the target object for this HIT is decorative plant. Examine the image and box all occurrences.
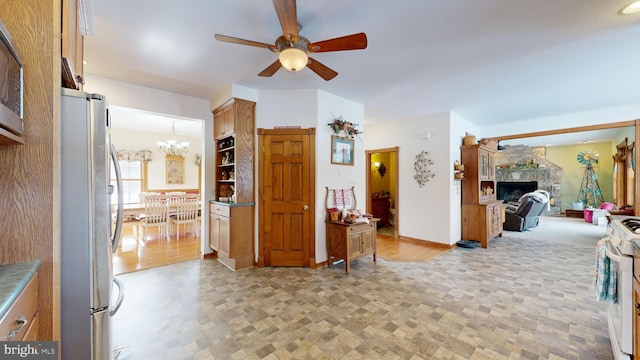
[328,114,362,138]
[414,150,435,187]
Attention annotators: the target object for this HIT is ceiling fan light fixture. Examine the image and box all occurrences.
[279,47,308,72]
[619,1,640,14]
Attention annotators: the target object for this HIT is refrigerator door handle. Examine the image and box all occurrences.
[110,276,125,316]
[110,144,124,253]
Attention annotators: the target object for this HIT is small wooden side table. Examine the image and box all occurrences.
[326,218,379,274]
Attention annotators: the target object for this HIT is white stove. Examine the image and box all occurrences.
[609,216,640,255]
[603,216,635,359]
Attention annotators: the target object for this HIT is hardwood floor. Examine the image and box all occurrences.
[113,220,449,274]
[376,233,450,261]
[113,220,201,275]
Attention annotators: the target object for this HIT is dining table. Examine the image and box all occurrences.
[116,200,203,219]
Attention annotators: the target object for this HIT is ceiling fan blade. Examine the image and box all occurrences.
[309,32,368,53]
[215,34,276,51]
[273,0,298,42]
[258,60,283,77]
[307,57,338,81]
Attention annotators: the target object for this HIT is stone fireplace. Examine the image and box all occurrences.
[494,145,562,215]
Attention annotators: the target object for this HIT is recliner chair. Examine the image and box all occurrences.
[503,196,548,231]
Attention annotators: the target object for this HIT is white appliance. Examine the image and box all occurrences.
[603,216,636,360]
[61,87,125,360]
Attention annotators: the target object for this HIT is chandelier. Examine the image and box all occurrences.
[156,121,190,156]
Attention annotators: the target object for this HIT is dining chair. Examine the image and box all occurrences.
[138,195,170,244]
[169,194,200,241]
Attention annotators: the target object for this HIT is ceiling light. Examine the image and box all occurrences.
[619,1,640,14]
[156,121,189,156]
[279,47,308,72]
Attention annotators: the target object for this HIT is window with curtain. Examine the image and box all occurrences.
[110,160,143,205]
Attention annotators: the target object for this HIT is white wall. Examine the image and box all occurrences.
[255,89,364,263]
[316,90,365,261]
[480,103,640,139]
[110,128,202,190]
[84,74,213,254]
[365,112,452,245]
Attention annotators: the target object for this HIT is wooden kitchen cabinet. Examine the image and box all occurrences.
[61,0,85,89]
[213,104,234,139]
[213,98,255,204]
[0,271,39,341]
[213,98,251,140]
[209,202,254,271]
[326,219,378,274]
[210,98,255,271]
[461,144,503,248]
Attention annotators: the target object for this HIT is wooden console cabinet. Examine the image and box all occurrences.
[370,196,390,227]
[461,144,503,248]
[326,219,378,274]
[209,203,254,271]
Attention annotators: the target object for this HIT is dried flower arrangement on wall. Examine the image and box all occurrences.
[327,115,362,138]
[414,150,435,187]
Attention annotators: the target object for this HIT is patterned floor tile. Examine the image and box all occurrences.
[113,217,614,359]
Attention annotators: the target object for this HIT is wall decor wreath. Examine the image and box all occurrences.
[414,150,435,187]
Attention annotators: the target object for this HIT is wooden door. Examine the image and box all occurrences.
[217,214,230,257]
[258,128,315,267]
[349,232,363,257]
[209,211,218,250]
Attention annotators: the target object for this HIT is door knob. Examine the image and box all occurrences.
[303,205,309,210]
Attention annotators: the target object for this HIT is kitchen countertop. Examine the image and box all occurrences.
[0,260,40,321]
[209,200,255,207]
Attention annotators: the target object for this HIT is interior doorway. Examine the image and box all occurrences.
[257,128,316,267]
[109,107,205,274]
[366,147,399,239]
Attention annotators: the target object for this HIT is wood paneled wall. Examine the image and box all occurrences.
[0,0,61,341]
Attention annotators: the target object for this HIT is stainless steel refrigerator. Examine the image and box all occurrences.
[61,87,125,360]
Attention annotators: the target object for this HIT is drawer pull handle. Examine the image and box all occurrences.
[7,315,28,340]
[636,303,640,317]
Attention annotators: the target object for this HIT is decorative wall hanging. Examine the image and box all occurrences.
[166,155,185,184]
[194,153,202,166]
[454,160,464,180]
[327,114,361,138]
[413,150,435,187]
[377,162,387,177]
[331,135,354,166]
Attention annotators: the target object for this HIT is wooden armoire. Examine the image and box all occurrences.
[460,144,503,248]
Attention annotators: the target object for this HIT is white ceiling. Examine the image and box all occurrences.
[87,0,640,141]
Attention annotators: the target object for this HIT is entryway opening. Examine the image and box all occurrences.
[366,147,399,240]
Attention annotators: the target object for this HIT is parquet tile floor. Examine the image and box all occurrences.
[112,217,613,359]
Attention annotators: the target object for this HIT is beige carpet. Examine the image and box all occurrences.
[504,215,608,245]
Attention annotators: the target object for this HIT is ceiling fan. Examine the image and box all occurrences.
[214,0,367,81]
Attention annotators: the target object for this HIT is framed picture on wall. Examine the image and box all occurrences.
[166,155,185,184]
[331,135,354,166]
